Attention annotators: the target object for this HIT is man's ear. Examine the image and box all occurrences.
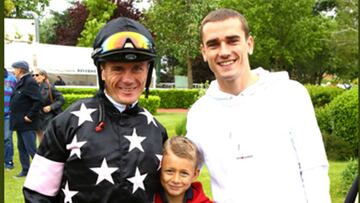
[200,44,207,62]
[100,65,105,80]
[247,36,254,55]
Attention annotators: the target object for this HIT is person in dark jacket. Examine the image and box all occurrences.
[154,136,213,203]
[23,17,168,203]
[53,75,66,86]
[10,60,42,177]
[32,68,65,142]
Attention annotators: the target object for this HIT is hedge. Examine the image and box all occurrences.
[305,85,345,108]
[62,94,160,115]
[148,89,201,108]
[58,85,344,110]
[57,87,97,95]
[316,87,358,159]
[138,95,161,114]
[328,87,358,154]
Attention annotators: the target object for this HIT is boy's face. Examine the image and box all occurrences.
[160,150,199,199]
[101,60,149,105]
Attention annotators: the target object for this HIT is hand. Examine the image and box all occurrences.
[43,105,52,113]
[24,116,32,123]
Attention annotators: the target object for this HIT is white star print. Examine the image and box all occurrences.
[127,167,148,193]
[62,181,78,203]
[71,103,97,126]
[66,135,87,159]
[90,158,118,185]
[124,128,146,152]
[139,109,158,127]
[156,154,162,170]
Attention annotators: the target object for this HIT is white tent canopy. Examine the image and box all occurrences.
[5,42,96,75]
[5,42,157,87]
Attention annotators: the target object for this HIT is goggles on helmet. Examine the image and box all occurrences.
[92,31,155,61]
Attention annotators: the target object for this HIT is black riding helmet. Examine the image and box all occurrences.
[91,17,156,97]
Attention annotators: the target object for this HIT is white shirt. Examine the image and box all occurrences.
[186,68,331,203]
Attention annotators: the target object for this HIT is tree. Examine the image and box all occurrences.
[4,0,15,16]
[220,0,336,84]
[54,2,89,45]
[330,0,358,81]
[77,0,116,47]
[7,0,49,18]
[77,0,143,47]
[144,0,219,88]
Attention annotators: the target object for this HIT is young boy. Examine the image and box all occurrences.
[155,136,213,203]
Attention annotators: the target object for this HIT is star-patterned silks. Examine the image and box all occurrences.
[66,135,87,159]
[71,103,97,126]
[139,109,158,127]
[156,154,162,170]
[127,167,148,193]
[90,158,118,185]
[62,181,78,203]
[124,128,146,152]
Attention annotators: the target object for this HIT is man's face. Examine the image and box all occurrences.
[101,61,149,105]
[201,17,253,84]
[160,151,199,200]
[13,68,21,79]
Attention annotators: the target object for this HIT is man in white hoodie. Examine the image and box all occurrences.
[186,9,331,203]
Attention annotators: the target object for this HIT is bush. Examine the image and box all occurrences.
[175,117,187,136]
[58,87,98,95]
[340,159,358,195]
[328,87,358,156]
[149,89,200,108]
[322,133,354,161]
[315,106,332,135]
[138,95,161,114]
[305,85,345,108]
[315,87,358,160]
[63,94,94,110]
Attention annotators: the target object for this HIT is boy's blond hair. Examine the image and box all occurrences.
[163,136,203,169]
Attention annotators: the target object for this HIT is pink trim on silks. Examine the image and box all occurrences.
[24,154,64,196]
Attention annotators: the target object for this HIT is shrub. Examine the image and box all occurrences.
[340,158,358,195]
[62,94,160,115]
[58,87,98,95]
[175,117,187,136]
[315,106,332,135]
[149,89,200,108]
[322,133,354,161]
[138,95,161,114]
[327,87,358,156]
[63,94,94,110]
[305,85,345,108]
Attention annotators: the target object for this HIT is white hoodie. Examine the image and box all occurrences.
[186,68,331,203]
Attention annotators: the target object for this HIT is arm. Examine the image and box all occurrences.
[49,85,65,111]
[24,81,42,120]
[23,112,69,202]
[289,82,331,203]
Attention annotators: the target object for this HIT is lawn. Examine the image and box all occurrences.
[4,112,349,202]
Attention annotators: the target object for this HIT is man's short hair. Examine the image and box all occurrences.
[200,8,250,42]
[163,136,203,169]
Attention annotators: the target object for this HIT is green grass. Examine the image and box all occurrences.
[4,112,349,202]
[154,112,187,136]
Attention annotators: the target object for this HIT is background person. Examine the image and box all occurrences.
[23,17,168,203]
[186,9,331,203]
[32,68,65,142]
[4,68,17,170]
[10,60,42,178]
[54,75,66,86]
[155,136,213,203]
